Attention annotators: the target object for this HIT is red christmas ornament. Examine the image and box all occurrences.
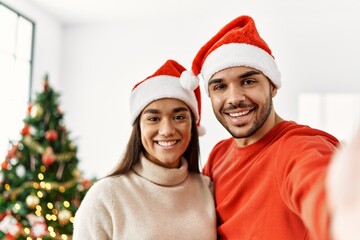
[72,198,80,208]
[21,125,30,136]
[42,155,55,166]
[82,179,92,189]
[1,161,9,170]
[42,147,56,166]
[45,130,58,141]
[6,144,18,159]
[0,212,6,221]
[27,103,33,115]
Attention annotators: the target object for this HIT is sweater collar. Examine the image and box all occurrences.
[233,121,292,152]
[132,154,189,186]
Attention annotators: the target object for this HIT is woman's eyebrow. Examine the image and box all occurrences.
[143,107,189,114]
[173,107,189,113]
[143,109,160,114]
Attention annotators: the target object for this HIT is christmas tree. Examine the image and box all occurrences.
[0,75,93,239]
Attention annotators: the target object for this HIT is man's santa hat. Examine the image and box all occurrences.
[180,15,281,95]
[130,59,205,135]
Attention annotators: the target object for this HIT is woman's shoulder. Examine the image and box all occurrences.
[83,175,125,200]
[189,173,213,189]
[89,176,115,191]
[77,175,131,215]
[74,177,121,238]
[90,174,130,191]
[186,173,214,198]
[80,178,112,204]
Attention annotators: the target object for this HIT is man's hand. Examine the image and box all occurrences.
[327,128,360,240]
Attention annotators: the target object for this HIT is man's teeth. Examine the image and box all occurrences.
[157,141,177,147]
[229,110,250,117]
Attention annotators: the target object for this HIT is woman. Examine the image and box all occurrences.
[73,60,217,240]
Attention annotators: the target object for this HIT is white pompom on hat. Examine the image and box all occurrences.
[130,59,205,135]
[180,70,199,91]
[190,15,281,95]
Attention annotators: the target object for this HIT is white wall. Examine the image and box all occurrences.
[62,0,360,178]
[5,0,360,178]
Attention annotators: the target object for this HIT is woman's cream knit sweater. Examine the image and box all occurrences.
[73,155,217,240]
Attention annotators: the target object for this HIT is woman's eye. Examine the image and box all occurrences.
[174,115,186,120]
[213,84,225,91]
[148,117,159,121]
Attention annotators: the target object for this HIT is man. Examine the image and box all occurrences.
[180,15,360,240]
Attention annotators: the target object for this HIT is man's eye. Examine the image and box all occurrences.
[243,79,255,85]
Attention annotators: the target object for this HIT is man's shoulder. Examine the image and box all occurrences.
[279,121,339,144]
[213,137,234,148]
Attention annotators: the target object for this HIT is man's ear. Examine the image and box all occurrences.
[269,80,277,98]
[271,86,278,98]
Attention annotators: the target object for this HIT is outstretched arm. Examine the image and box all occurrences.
[327,128,360,240]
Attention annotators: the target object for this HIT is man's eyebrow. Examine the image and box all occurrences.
[208,70,262,86]
[239,70,261,79]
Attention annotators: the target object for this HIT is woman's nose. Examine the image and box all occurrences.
[158,119,176,136]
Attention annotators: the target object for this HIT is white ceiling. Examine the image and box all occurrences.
[29,0,137,24]
[31,0,359,26]
[28,0,211,25]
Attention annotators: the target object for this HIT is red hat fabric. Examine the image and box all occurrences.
[187,15,281,95]
[130,59,204,134]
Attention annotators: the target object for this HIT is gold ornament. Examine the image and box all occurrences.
[72,168,81,179]
[30,104,44,119]
[69,141,77,150]
[26,195,40,209]
[58,209,72,225]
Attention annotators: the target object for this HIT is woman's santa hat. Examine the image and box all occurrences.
[180,15,281,95]
[130,59,205,135]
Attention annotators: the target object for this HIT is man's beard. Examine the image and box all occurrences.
[216,93,273,139]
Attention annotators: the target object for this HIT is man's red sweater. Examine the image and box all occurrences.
[203,121,340,240]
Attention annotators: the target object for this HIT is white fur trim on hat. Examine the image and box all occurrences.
[130,75,199,124]
[201,43,281,95]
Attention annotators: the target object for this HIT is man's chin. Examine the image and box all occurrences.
[226,126,251,139]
